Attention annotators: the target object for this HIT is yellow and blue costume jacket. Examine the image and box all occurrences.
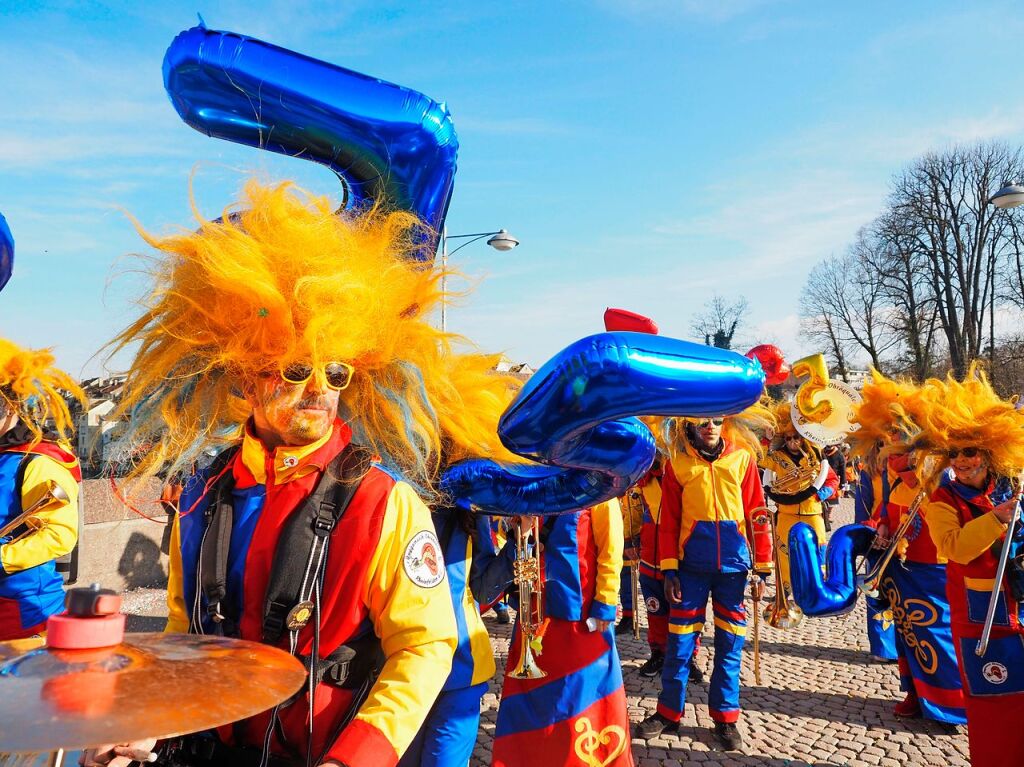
[0,424,80,640]
[659,441,771,575]
[168,420,457,767]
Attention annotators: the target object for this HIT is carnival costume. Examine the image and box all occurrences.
[108,180,517,767]
[854,466,898,661]
[911,366,1024,767]
[648,410,773,736]
[0,339,82,640]
[761,401,837,611]
[491,500,633,767]
[848,372,965,725]
[617,483,644,634]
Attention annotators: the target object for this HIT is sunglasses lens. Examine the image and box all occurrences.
[325,363,353,390]
[282,363,313,384]
[962,447,979,458]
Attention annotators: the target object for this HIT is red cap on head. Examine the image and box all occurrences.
[603,308,659,335]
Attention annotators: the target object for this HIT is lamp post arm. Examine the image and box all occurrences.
[445,233,497,258]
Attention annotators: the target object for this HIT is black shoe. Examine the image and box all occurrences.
[495,606,510,624]
[636,712,677,739]
[687,658,704,684]
[638,649,665,677]
[714,722,743,750]
[615,619,633,636]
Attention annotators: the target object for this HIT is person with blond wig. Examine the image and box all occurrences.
[907,365,1024,767]
[83,180,524,767]
[0,338,82,641]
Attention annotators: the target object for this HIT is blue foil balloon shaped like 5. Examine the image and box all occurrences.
[163,25,458,254]
[789,522,877,617]
[442,332,766,516]
[0,213,12,294]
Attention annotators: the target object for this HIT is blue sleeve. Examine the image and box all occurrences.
[854,470,873,523]
[468,514,515,605]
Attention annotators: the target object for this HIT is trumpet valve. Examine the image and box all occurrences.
[513,558,539,583]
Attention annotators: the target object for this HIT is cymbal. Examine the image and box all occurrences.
[0,632,306,753]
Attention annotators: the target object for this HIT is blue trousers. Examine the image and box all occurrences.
[864,552,897,660]
[398,681,486,767]
[657,570,746,723]
[619,564,634,615]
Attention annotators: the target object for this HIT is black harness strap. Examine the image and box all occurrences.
[194,446,240,634]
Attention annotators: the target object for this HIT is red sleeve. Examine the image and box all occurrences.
[658,460,683,571]
[741,455,772,571]
[825,465,839,496]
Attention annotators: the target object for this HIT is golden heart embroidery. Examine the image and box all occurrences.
[573,717,627,767]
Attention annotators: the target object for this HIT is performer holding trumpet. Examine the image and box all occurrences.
[491,501,633,767]
[913,366,1024,767]
[0,337,82,642]
[849,372,965,727]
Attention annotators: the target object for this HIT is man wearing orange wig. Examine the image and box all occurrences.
[83,181,481,767]
[914,366,1024,767]
[0,338,82,641]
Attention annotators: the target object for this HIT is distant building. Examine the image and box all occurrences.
[495,355,535,381]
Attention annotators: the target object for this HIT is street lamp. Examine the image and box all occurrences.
[985,181,1024,361]
[439,227,520,332]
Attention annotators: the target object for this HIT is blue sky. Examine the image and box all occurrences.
[3,1,1024,377]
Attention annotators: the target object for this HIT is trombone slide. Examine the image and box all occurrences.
[976,497,1021,657]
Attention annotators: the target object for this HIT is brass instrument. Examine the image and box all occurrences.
[858,489,926,599]
[761,505,803,629]
[789,354,862,448]
[0,481,70,543]
[768,456,821,496]
[510,516,547,679]
[977,478,1024,656]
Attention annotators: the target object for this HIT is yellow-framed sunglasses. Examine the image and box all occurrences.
[279,361,355,391]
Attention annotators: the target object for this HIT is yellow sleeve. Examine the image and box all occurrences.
[164,513,189,633]
[590,498,624,621]
[1,456,79,574]
[926,499,1006,565]
[330,481,457,764]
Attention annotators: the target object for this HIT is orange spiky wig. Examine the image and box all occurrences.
[110,179,516,491]
[847,369,922,472]
[662,396,776,462]
[0,337,84,445]
[904,364,1024,489]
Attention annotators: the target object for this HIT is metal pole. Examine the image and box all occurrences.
[976,498,1020,656]
[440,226,447,333]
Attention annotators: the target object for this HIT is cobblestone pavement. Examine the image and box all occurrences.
[471,499,970,766]
[116,498,970,766]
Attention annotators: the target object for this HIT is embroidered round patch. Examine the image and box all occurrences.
[646,596,661,612]
[403,530,445,588]
[983,661,1009,685]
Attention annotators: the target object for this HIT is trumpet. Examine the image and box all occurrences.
[857,489,926,599]
[760,505,803,629]
[510,515,547,679]
[0,480,70,543]
[625,488,644,640]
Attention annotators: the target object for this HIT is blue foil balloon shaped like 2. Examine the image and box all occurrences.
[163,25,458,254]
[0,213,12,294]
[789,522,877,617]
[442,332,766,516]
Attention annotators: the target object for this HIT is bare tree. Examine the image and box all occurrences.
[799,241,897,376]
[887,143,1024,376]
[691,295,749,350]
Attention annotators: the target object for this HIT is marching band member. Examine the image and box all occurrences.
[761,402,838,612]
[0,338,82,641]
[915,366,1024,767]
[821,444,845,531]
[850,372,965,726]
[84,181,484,767]
[854,454,898,662]
[490,500,632,767]
[636,408,773,750]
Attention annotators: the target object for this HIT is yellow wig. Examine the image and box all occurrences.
[847,369,923,472]
[907,363,1024,489]
[0,337,83,445]
[110,179,505,491]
